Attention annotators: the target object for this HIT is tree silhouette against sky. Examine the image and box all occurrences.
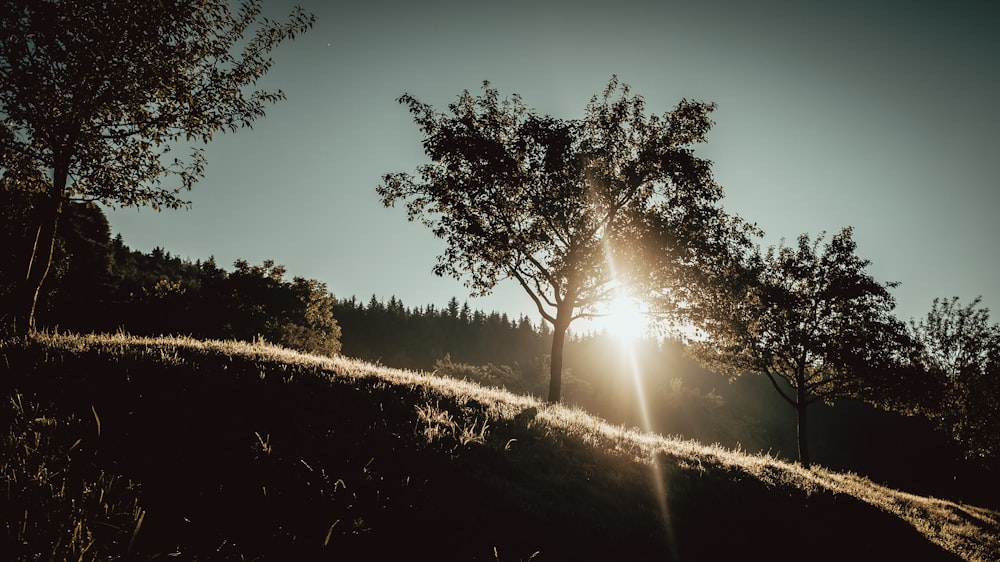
[0,0,313,335]
[379,78,752,402]
[689,227,910,467]
[910,296,1000,462]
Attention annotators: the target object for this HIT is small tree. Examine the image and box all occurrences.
[0,0,314,335]
[910,296,1000,462]
[379,78,750,402]
[224,260,342,356]
[689,227,909,467]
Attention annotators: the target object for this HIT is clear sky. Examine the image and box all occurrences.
[105,0,1000,328]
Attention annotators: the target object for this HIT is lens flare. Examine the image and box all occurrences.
[605,293,647,344]
[601,239,676,557]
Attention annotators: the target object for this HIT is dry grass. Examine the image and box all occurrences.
[3,332,997,561]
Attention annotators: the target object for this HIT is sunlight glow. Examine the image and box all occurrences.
[604,293,649,344]
[600,240,675,558]
[619,301,674,559]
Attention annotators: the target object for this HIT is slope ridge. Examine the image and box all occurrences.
[1,333,995,561]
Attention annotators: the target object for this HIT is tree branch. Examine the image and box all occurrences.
[510,269,556,325]
[763,369,798,408]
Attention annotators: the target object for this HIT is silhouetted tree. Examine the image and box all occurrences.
[99,242,342,355]
[0,190,115,330]
[281,277,342,356]
[910,296,1000,463]
[1,188,47,329]
[217,260,341,355]
[379,78,752,402]
[689,227,910,467]
[0,0,314,335]
[43,202,116,330]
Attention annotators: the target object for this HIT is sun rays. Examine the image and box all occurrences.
[600,240,677,558]
[600,293,650,345]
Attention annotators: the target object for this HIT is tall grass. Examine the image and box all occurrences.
[1,391,144,561]
[0,332,996,561]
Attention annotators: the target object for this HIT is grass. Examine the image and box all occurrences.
[0,332,996,561]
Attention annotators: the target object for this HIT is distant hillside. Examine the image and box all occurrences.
[1,333,996,561]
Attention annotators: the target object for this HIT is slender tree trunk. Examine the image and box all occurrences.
[547,309,572,403]
[16,170,66,336]
[796,384,811,468]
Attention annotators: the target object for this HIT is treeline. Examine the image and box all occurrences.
[333,295,548,374]
[1,196,340,356]
[2,198,994,505]
[330,293,995,505]
[332,296,747,441]
[107,247,341,356]
[333,295,728,429]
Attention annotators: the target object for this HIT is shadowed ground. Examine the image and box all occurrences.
[1,334,994,561]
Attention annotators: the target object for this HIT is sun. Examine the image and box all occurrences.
[599,294,650,344]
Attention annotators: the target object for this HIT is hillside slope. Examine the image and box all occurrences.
[1,334,996,561]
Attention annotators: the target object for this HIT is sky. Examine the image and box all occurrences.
[105,0,1000,330]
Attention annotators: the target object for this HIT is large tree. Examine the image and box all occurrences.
[689,227,910,467]
[378,78,751,402]
[910,296,1000,462]
[0,0,314,335]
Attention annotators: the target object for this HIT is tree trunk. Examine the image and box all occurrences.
[547,309,572,403]
[15,174,65,336]
[796,385,811,468]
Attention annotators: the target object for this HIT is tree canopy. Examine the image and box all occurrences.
[910,296,1000,462]
[0,0,314,334]
[689,227,910,467]
[379,78,753,402]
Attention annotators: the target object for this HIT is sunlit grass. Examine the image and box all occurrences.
[809,469,1000,562]
[2,332,997,560]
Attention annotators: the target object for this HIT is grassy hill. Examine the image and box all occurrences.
[1,333,997,561]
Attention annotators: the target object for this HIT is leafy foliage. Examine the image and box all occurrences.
[0,0,314,208]
[910,297,1000,462]
[104,244,342,356]
[379,77,755,401]
[689,227,911,466]
[0,198,342,355]
[0,0,314,333]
